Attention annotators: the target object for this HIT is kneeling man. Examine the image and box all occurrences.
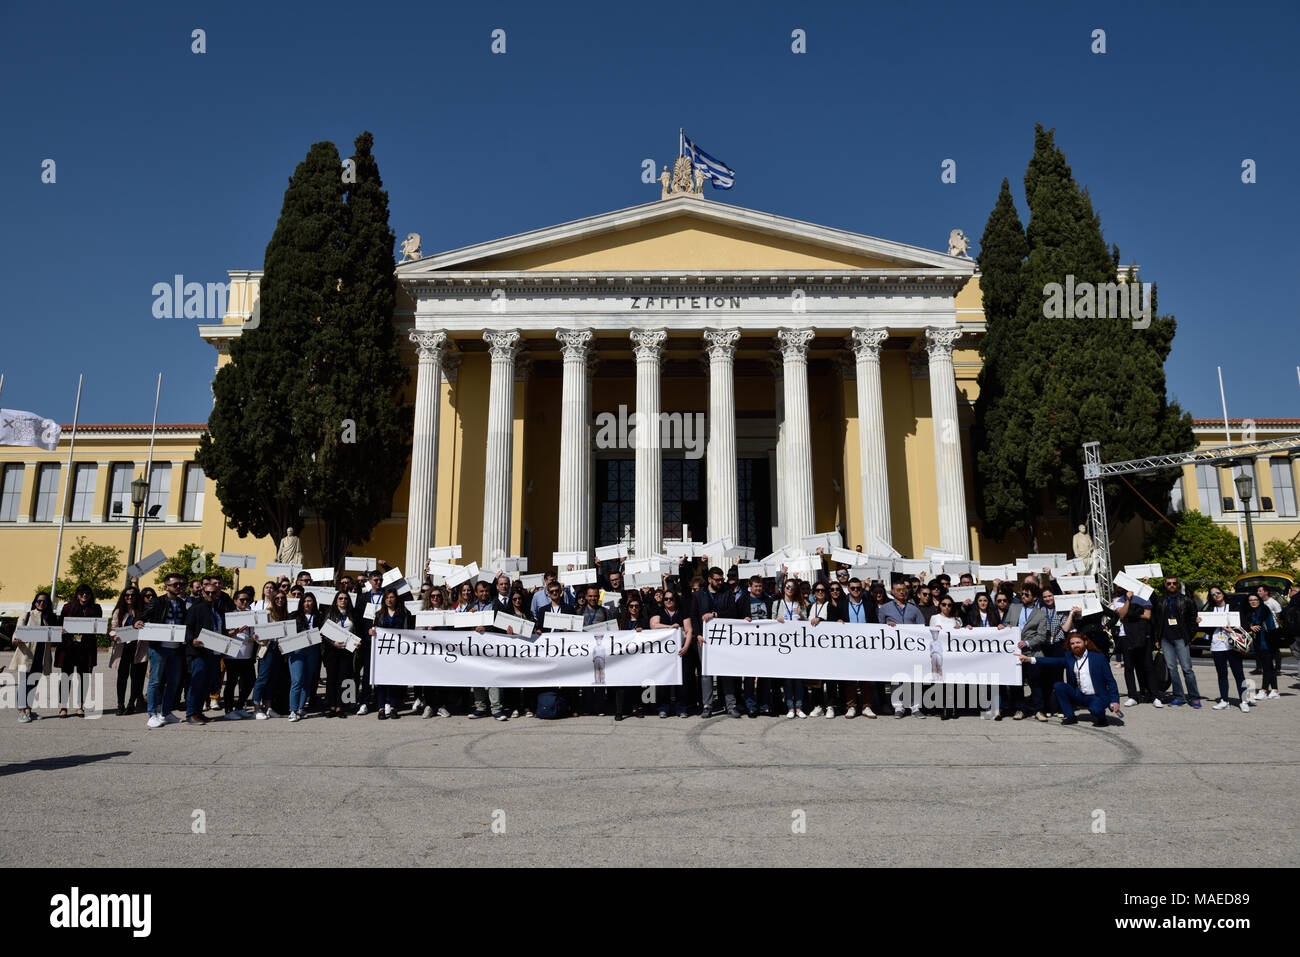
[1017,631,1119,727]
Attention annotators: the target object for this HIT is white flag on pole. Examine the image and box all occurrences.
[0,408,61,451]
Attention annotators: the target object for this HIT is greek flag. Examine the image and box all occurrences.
[684,135,735,190]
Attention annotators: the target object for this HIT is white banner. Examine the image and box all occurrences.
[371,627,683,688]
[701,620,1022,685]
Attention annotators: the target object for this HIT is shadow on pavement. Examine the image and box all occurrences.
[0,751,130,777]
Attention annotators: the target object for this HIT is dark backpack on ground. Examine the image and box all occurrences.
[534,690,568,719]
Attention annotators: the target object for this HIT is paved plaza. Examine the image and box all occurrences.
[2,658,1296,868]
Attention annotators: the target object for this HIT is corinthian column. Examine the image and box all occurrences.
[405,331,447,578]
[777,328,816,551]
[704,328,741,544]
[850,327,891,550]
[556,328,593,562]
[630,328,667,557]
[481,330,521,564]
[925,327,969,558]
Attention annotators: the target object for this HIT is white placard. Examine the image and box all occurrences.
[490,556,528,573]
[519,573,546,590]
[278,628,322,654]
[1028,553,1066,567]
[196,628,238,657]
[450,610,494,628]
[701,537,734,560]
[404,600,426,615]
[941,561,976,579]
[582,619,617,633]
[127,548,167,579]
[736,562,768,579]
[732,545,756,561]
[894,558,932,575]
[551,550,588,569]
[868,536,901,559]
[426,561,462,577]
[445,562,479,588]
[947,586,979,602]
[623,558,653,575]
[477,570,497,584]
[381,567,406,588]
[138,623,185,643]
[541,612,584,632]
[1113,571,1154,601]
[61,617,108,635]
[494,612,535,637]
[414,610,447,628]
[360,601,378,621]
[1123,563,1163,580]
[625,571,661,588]
[218,552,258,570]
[594,543,628,561]
[286,597,301,614]
[253,620,293,641]
[14,625,61,643]
[302,566,334,582]
[1198,611,1241,628]
[427,545,463,562]
[343,557,376,572]
[305,585,337,605]
[923,547,961,560]
[225,610,267,630]
[1055,575,1097,594]
[266,562,302,579]
[1066,594,1104,617]
[321,618,360,650]
[784,556,820,578]
[829,547,862,567]
[664,541,701,559]
[559,567,596,587]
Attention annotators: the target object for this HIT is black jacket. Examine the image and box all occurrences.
[1152,591,1199,644]
[184,600,225,658]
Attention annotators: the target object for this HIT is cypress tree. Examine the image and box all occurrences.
[197,142,346,550]
[303,132,412,564]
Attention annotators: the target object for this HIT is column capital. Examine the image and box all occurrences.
[849,327,889,362]
[556,328,594,360]
[924,326,963,359]
[483,329,521,361]
[409,330,448,362]
[776,327,815,361]
[630,327,667,362]
[703,327,741,361]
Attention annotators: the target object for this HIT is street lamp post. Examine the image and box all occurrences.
[125,475,150,588]
[1233,468,1258,573]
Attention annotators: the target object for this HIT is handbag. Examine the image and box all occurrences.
[1150,647,1171,693]
[1225,626,1253,657]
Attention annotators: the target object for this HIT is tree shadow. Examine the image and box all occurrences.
[0,751,130,777]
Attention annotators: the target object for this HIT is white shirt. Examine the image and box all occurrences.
[932,614,963,629]
[1263,596,1282,616]
[1074,653,1095,696]
[1207,602,1230,652]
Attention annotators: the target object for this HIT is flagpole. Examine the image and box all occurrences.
[0,373,5,403]
[679,128,683,158]
[1217,366,1247,572]
[50,374,84,606]
[136,373,163,556]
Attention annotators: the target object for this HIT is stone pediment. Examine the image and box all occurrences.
[395,195,970,277]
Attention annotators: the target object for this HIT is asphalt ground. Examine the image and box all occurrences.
[2,656,1296,868]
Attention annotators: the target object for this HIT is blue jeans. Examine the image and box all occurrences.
[186,654,215,717]
[146,646,182,715]
[1161,638,1200,699]
[1212,649,1247,701]
[252,646,279,707]
[1054,682,1108,722]
[783,679,805,710]
[288,645,320,713]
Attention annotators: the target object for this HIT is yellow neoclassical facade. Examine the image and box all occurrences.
[3,194,1297,607]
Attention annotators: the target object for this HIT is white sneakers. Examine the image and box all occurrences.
[862,707,877,718]
[287,712,301,723]
[844,706,857,719]
[1266,690,1280,700]
[412,698,424,712]
[254,711,268,720]
[1151,698,1164,708]
[422,706,434,718]
[786,709,797,719]
[796,709,808,719]
[265,709,280,719]
[808,705,825,717]
[824,706,835,719]
[437,706,451,718]
[1123,697,1138,707]
[356,704,368,715]
[1239,699,1251,713]
[147,714,165,729]
[1212,699,1229,710]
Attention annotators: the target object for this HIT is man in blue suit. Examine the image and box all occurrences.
[1017,631,1120,727]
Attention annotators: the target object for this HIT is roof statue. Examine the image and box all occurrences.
[660,154,705,200]
[398,233,423,263]
[947,229,972,259]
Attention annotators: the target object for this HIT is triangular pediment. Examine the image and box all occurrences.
[396,195,969,276]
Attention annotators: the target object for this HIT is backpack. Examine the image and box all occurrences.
[1150,647,1172,694]
[1279,601,1300,637]
[534,690,569,719]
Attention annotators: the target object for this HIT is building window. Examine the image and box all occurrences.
[1195,464,1222,518]
[0,466,22,522]
[69,464,96,521]
[596,459,635,548]
[182,464,205,522]
[34,464,59,522]
[1271,458,1297,518]
[145,464,171,521]
[1168,474,1185,514]
[107,463,134,521]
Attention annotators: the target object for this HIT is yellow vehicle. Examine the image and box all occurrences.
[1234,571,1296,598]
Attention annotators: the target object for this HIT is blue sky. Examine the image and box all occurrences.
[2,0,1297,425]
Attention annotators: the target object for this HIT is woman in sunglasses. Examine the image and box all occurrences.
[649,589,693,718]
[806,582,844,718]
[109,586,148,715]
[12,592,57,722]
[322,591,358,719]
[502,586,536,718]
[614,596,650,720]
[1200,587,1250,712]
[929,597,965,720]
[774,579,809,718]
[58,584,102,717]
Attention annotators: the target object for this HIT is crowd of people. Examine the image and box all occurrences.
[6,557,1297,728]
